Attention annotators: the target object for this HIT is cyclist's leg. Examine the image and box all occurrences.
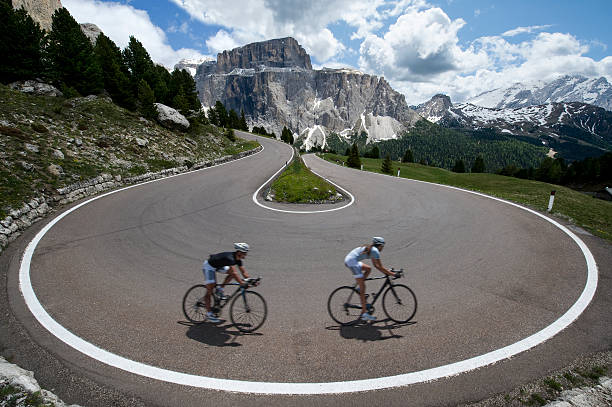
[202,261,217,312]
[220,266,233,287]
[346,261,369,314]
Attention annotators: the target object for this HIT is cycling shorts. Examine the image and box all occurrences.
[345,260,364,279]
[202,260,230,284]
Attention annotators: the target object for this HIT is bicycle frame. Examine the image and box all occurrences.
[352,274,394,309]
[212,278,259,313]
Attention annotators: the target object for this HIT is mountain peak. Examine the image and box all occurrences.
[466,75,612,111]
[216,37,312,74]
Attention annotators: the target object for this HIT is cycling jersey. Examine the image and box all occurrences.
[203,252,242,284]
[345,246,380,264]
[208,252,242,268]
[344,246,380,279]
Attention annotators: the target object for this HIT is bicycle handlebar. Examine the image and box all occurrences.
[244,277,261,286]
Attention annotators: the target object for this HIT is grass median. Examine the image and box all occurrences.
[270,153,339,203]
[321,153,612,241]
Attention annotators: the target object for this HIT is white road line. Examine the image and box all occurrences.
[19,153,598,395]
[251,148,355,213]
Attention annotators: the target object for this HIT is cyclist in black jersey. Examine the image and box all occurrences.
[202,243,251,323]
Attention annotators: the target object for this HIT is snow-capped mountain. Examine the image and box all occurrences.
[467,75,612,112]
[174,57,215,77]
[416,94,612,161]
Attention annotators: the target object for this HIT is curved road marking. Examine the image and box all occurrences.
[19,155,598,395]
[251,148,355,213]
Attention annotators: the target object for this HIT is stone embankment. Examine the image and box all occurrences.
[0,146,261,256]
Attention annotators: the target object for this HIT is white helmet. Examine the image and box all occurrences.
[372,236,385,246]
[234,242,250,252]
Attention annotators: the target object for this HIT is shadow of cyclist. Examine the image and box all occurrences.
[326,319,416,342]
[179,320,261,347]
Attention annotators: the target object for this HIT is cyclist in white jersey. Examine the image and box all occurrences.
[344,237,398,321]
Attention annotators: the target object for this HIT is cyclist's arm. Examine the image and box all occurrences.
[372,258,394,277]
[228,265,245,285]
[238,265,250,279]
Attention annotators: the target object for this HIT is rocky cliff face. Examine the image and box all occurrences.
[12,0,62,31]
[193,38,420,150]
[216,37,311,73]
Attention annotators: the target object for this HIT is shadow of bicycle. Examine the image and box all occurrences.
[326,319,417,342]
[178,320,262,347]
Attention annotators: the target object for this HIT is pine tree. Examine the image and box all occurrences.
[171,91,189,116]
[94,33,134,109]
[207,105,219,126]
[239,110,248,131]
[123,36,153,96]
[45,7,103,95]
[228,109,240,129]
[452,159,466,173]
[0,1,45,83]
[281,126,294,144]
[402,149,414,163]
[471,155,485,173]
[371,145,380,159]
[381,154,393,174]
[213,100,228,127]
[346,143,361,168]
[137,79,156,120]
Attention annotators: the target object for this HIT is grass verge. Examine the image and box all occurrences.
[320,153,612,241]
[270,153,339,203]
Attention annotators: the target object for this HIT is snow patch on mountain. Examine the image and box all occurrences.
[467,75,612,112]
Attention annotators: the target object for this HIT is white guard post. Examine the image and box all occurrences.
[547,190,556,212]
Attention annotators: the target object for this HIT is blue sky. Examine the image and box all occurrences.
[62,0,612,104]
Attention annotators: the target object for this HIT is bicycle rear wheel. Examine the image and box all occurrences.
[327,286,362,325]
[182,284,208,323]
[230,290,267,333]
[382,284,417,323]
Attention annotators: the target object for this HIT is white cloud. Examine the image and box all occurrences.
[502,25,552,37]
[206,30,241,55]
[359,7,487,82]
[357,6,612,105]
[168,0,415,63]
[62,0,209,68]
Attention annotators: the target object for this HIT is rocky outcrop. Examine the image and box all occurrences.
[80,23,102,44]
[216,37,311,74]
[11,0,62,32]
[154,103,190,130]
[9,80,63,97]
[194,38,421,150]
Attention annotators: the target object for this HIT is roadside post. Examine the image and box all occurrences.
[397,169,401,177]
[547,190,556,212]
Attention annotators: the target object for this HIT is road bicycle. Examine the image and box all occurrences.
[182,277,267,333]
[327,268,417,325]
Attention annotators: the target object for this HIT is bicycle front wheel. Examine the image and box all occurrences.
[182,284,208,323]
[230,290,267,333]
[327,286,362,325]
[382,284,417,323]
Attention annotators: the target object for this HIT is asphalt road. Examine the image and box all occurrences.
[1,132,610,406]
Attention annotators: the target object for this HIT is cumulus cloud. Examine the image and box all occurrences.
[357,6,612,105]
[62,0,209,68]
[502,25,552,37]
[168,0,407,63]
[359,7,487,81]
